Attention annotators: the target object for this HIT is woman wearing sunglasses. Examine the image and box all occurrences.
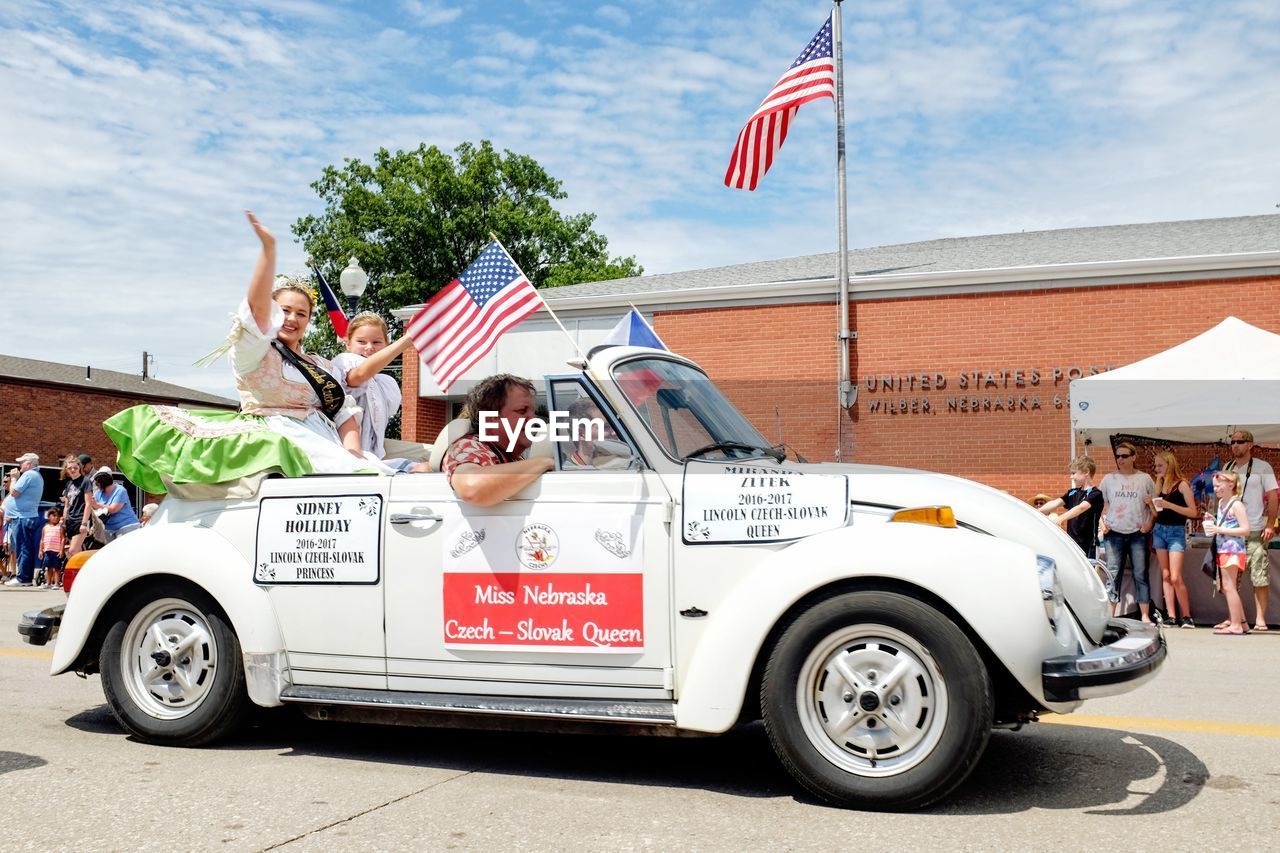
[1099,442,1157,623]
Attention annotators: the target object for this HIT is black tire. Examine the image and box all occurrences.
[761,590,992,811]
[100,582,251,746]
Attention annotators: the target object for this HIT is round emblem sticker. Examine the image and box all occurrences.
[516,523,559,570]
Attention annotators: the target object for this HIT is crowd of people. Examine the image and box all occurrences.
[2,451,158,589]
[1033,431,1278,634]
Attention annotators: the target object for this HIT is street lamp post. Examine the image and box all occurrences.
[338,257,368,316]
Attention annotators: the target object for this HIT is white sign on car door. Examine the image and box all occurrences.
[254,494,384,584]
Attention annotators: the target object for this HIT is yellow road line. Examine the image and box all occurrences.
[0,646,54,660]
[1042,713,1280,738]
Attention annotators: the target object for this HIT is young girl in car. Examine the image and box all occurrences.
[330,314,430,472]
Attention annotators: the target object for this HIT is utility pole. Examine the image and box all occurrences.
[142,351,151,381]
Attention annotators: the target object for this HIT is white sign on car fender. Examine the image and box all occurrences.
[681,460,849,544]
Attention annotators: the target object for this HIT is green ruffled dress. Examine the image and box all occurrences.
[104,405,315,495]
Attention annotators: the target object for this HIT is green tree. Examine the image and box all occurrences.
[292,140,641,318]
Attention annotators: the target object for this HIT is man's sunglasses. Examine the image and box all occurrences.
[1230,439,1250,445]
[1115,452,1134,459]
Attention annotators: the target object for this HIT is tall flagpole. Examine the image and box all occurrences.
[833,0,854,462]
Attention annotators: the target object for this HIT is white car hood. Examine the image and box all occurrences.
[792,461,1111,643]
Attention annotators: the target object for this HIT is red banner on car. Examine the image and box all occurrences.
[443,572,643,651]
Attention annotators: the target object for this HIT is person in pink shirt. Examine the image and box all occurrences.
[39,507,66,590]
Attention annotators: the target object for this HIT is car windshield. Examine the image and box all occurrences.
[612,358,775,461]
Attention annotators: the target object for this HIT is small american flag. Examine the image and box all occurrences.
[406,242,544,391]
[725,14,835,191]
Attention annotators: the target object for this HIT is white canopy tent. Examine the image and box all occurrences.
[1070,316,1280,448]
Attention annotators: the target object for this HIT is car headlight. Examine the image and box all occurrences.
[1036,554,1064,627]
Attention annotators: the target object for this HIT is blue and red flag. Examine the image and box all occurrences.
[310,262,349,337]
[601,308,666,350]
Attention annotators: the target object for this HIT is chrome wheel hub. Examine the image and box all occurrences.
[121,599,218,720]
[797,624,949,777]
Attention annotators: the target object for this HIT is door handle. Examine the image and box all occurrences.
[390,512,443,524]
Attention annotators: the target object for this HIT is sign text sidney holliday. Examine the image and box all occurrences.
[255,495,382,584]
[860,364,1114,415]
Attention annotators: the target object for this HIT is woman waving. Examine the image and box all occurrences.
[103,212,391,493]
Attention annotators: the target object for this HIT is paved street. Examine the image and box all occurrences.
[2,587,1277,852]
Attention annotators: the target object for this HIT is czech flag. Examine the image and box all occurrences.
[310,263,348,337]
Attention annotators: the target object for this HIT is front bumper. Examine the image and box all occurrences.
[18,604,64,646]
[1042,618,1166,702]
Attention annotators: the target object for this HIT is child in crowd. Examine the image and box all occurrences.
[1205,470,1251,635]
[1039,455,1104,558]
[39,507,65,589]
[330,313,430,472]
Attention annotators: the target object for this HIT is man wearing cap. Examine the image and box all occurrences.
[1223,430,1278,630]
[5,453,45,587]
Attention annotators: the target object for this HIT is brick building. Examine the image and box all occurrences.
[394,214,1280,499]
[1,355,235,506]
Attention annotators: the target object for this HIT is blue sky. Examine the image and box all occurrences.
[2,0,1278,396]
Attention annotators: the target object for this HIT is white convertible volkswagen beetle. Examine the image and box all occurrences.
[22,345,1165,810]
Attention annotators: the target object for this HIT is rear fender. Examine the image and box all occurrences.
[674,520,1071,733]
[51,525,283,676]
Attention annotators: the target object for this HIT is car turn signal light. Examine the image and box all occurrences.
[889,506,957,528]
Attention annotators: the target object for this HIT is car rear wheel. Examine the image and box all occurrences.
[762,590,993,810]
[100,583,250,746]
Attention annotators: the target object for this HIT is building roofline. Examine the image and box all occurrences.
[394,249,1280,320]
[0,353,236,408]
[0,373,237,409]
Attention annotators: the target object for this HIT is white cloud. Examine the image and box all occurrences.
[595,6,630,28]
[485,28,539,60]
[400,0,461,27]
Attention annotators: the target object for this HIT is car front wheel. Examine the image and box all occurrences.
[100,583,250,746]
[762,590,993,810]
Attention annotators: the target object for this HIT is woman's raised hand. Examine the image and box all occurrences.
[246,209,278,332]
[245,210,275,250]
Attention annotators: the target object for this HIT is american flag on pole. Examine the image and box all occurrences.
[725,14,835,191]
[406,242,543,391]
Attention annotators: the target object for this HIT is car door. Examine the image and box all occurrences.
[382,376,674,700]
[253,475,390,689]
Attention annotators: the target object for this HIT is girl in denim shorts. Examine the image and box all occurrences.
[1149,451,1198,627]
